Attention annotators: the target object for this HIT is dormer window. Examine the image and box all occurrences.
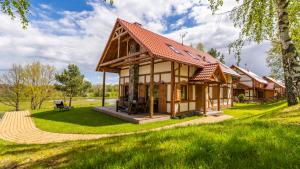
[185,50,199,60]
[166,44,181,54]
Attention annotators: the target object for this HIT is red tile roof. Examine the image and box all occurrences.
[190,63,220,81]
[117,19,239,77]
[263,76,285,88]
[231,65,268,84]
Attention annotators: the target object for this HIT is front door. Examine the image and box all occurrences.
[195,84,202,111]
[158,83,167,113]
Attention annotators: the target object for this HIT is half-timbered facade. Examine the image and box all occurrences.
[96,18,240,118]
[231,65,285,101]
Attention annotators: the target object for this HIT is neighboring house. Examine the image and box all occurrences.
[96,18,239,117]
[231,65,285,101]
[263,76,286,98]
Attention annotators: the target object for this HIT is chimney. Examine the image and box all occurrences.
[133,22,142,27]
[203,56,206,62]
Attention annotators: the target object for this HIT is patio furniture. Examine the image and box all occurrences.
[136,97,147,113]
[54,100,71,111]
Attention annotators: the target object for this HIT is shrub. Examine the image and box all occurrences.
[238,94,245,103]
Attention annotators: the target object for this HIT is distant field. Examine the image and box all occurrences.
[0,97,115,112]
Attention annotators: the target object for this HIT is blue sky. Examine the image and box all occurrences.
[0,0,272,84]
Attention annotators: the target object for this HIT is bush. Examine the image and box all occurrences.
[238,94,245,103]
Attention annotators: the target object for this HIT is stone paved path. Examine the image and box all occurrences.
[0,111,232,144]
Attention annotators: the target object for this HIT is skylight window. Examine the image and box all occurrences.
[184,50,199,60]
[166,44,181,54]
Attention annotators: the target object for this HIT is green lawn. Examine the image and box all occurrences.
[1,101,300,168]
[31,107,199,134]
[0,97,109,112]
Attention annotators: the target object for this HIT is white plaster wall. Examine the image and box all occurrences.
[146,75,150,83]
[189,102,195,110]
[180,77,188,83]
[139,65,150,74]
[161,73,171,83]
[180,65,188,76]
[167,84,171,101]
[119,78,123,85]
[167,103,170,113]
[139,76,144,83]
[154,62,171,73]
[154,74,160,82]
[175,103,179,113]
[124,77,129,83]
[180,103,189,112]
[120,69,129,77]
[240,75,253,87]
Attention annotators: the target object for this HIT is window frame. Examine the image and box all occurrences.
[166,44,182,55]
[180,85,188,101]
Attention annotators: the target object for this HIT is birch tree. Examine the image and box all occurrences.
[208,0,300,106]
[0,64,25,111]
[0,0,30,28]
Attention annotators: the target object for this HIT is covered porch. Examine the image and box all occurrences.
[93,106,170,124]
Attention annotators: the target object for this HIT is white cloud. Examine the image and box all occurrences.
[0,0,271,83]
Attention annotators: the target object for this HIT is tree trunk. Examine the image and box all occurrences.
[69,97,72,107]
[277,0,299,106]
[16,93,20,111]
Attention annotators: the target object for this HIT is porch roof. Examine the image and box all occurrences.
[190,63,226,82]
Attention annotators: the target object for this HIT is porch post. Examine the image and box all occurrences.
[203,83,207,115]
[217,83,221,111]
[102,71,106,107]
[149,58,154,118]
[171,62,175,117]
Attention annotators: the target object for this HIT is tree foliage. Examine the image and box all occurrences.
[0,64,25,111]
[55,64,88,107]
[0,0,30,28]
[23,62,56,110]
[266,40,284,81]
[196,42,205,51]
[208,0,300,106]
[207,48,225,64]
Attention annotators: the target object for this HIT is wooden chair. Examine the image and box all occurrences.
[116,97,127,112]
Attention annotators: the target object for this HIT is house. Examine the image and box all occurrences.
[263,76,286,98]
[96,18,240,118]
[231,65,285,101]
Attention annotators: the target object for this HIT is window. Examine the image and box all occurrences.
[184,50,199,60]
[181,85,188,101]
[166,44,182,54]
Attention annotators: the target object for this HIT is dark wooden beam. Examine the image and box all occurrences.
[149,58,154,118]
[112,31,128,41]
[102,71,106,107]
[117,37,120,58]
[203,83,207,115]
[171,62,175,117]
[99,51,146,67]
[217,83,220,111]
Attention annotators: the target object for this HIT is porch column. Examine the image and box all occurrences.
[171,62,175,117]
[202,83,207,115]
[149,58,154,118]
[217,83,221,111]
[102,71,106,107]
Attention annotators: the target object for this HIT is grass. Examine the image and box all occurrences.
[0,97,112,112]
[31,107,199,134]
[1,101,300,168]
